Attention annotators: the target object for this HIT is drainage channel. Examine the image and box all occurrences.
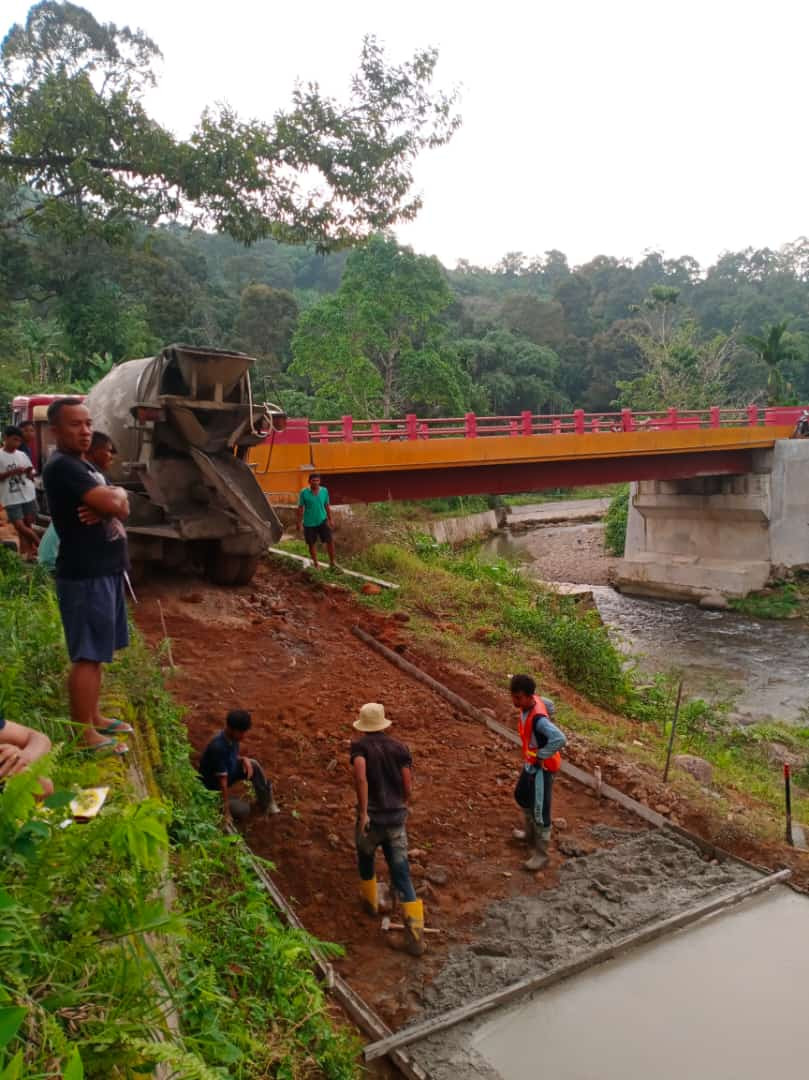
[234,632,796,1079]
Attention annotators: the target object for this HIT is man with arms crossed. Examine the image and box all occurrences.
[43,400,133,754]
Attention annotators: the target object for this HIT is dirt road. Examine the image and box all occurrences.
[134,562,643,1027]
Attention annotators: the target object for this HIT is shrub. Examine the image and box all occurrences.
[604,485,630,556]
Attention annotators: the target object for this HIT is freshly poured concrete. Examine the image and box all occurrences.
[472,887,809,1080]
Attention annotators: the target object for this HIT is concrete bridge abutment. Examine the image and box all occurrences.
[617,440,809,602]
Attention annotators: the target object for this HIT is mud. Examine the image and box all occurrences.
[409,829,759,1079]
[133,562,643,1030]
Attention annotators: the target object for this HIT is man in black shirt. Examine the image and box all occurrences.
[198,709,279,823]
[43,399,132,755]
[350,702,426,955]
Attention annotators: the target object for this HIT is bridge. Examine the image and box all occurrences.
[249,405,805,505]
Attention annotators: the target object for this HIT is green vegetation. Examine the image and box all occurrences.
[300,532,809,837]
[604,485,630,556]
[0,549,357,1078]
[729,574,809,620]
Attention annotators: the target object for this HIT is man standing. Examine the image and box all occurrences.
[198,709,279,823]
[0,426,39,558]
[350,702,425,956]
[39,431,118,573]
[510,673,567,872]
[19,420,39,471]
[296,472,336,569]
[42,399,133,754]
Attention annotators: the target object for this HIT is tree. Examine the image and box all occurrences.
[743,320,798,406]
[457,328,565,414]
[234,285,298,369]
[500,294,565,348]
[0,2,459,248]
[290,234,467,417]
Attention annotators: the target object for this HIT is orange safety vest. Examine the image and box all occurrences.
[518,696,562,772]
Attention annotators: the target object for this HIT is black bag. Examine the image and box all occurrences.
[514,767,535,809]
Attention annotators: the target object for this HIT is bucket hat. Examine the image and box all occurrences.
[353,702,391,732]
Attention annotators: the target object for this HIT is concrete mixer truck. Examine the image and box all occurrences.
[83,343,285,585]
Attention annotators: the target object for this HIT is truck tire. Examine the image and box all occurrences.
[207,550,259,587]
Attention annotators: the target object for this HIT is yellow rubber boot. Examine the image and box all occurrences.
[401,899,426,956]
[359,878,378,916]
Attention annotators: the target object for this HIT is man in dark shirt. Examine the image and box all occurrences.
[350,702,426,955]
[42,399,133,754]
[198,709,279,823]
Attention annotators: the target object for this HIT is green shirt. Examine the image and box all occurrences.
[298,485,329,527]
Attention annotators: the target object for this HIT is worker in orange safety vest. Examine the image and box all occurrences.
[510,673,567,871]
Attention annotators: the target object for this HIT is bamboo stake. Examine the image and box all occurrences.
[157,600,175,669]
[662,679,684,783]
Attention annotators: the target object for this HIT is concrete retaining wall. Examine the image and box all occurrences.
[428,509,502,545]
[617,439,809,601]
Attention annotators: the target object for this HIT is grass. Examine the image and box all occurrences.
[0,548,358,1079]
[603,484,630,556]
[729,574,809,620]
[313,533,809,841]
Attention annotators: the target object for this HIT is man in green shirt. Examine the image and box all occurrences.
[296,473,336,569]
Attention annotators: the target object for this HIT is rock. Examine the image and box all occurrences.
[392,611,410,623]
[699,591,729,610]
[654,803,671,815]
[472,626,497,643]
[552,817,568,830]
[327,833,341,850]
[325,758,338,772]
[425,865,449,886]
[764,741,807,768]
[361,583,382,595]
[180,592,204,604]
[674,754,714,785]
[409,848,426,860]
[409,862,426,878]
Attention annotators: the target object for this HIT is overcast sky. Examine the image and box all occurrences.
[6,0,807,269]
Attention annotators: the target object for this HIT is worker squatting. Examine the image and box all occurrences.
[198,674,567,957]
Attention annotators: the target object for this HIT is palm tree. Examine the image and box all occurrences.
[744,320,797,406]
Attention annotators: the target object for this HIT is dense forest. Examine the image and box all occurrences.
[2,3,808,421]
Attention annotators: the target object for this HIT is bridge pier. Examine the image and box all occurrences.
[617,440,809,602]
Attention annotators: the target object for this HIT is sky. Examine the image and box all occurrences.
[6,0,808,269]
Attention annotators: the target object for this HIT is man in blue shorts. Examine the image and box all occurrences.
[296,472,336,569]
[43,399,133,755]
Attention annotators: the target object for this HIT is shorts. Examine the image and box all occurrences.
[304,521,332,545]
[56,573,129,663]
[5,500,37,523]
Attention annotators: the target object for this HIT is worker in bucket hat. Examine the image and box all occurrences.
[350,702,426,955]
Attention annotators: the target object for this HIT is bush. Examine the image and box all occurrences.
[604,485,630,556]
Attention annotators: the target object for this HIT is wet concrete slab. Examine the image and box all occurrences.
[470,886,809,1080]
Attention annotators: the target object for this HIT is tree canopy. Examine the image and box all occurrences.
[1,1,459,248]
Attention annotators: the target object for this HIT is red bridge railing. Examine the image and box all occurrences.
[299,406,806,444]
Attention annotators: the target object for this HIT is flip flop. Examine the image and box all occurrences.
[96,719,134,736]
[83,738,129,757]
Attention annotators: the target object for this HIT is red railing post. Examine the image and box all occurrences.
[521,410,532,437]
[591,416,601,432]
[710,407,720,428]
[667,407,678,430]
[553,417,562,434]
[510,419,518,436]
[574,409,585,435]
[748,404,759,426]
[318,423,328,443]
[371,422,381,442]
[419,422,429,439]
[342,415,353,442]
[406,413,418,440]
[465,412,478,438]
[621,408,634,432]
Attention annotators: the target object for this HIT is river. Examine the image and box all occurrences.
[482,515,808,726]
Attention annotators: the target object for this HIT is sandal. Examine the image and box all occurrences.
[96,719,134,736]
[83,738,129,757]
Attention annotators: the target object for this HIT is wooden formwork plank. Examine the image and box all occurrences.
[363,868,791,1062]
[269,547,399,588]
